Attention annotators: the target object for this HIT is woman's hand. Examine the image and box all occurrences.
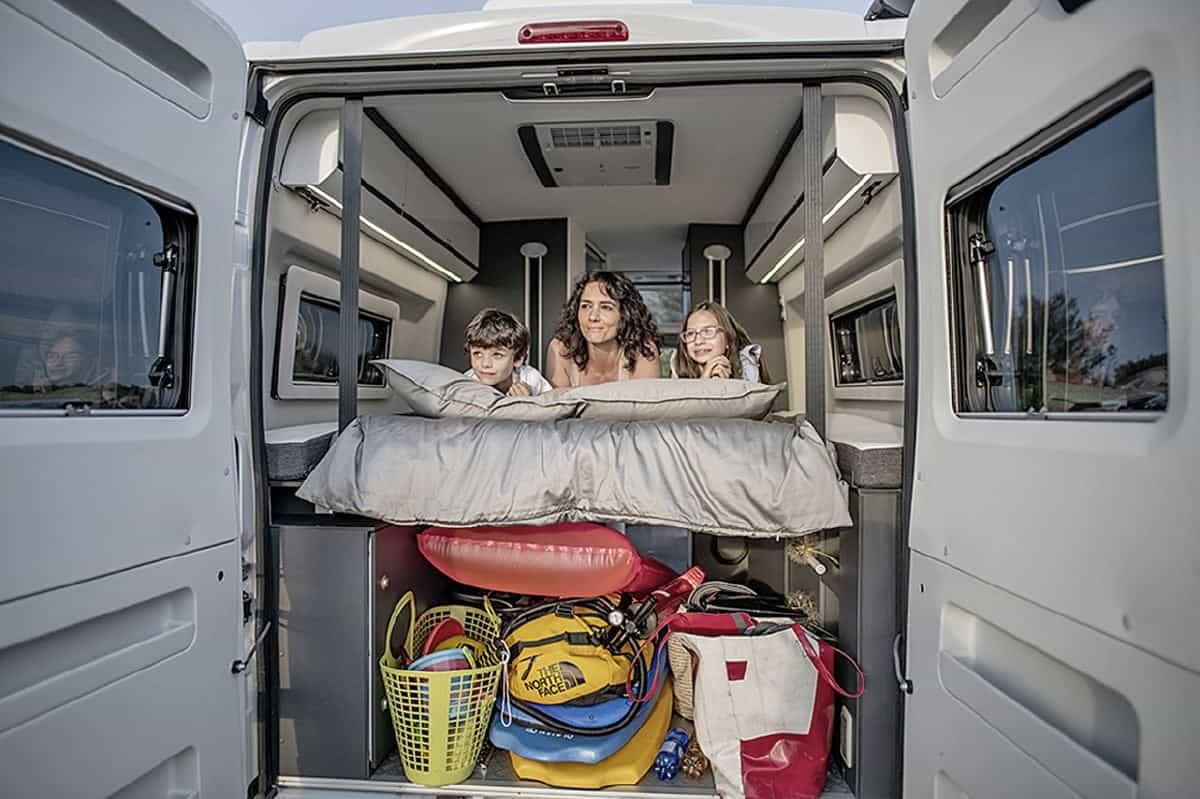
[701,356,733,379]
[507,381,532,397]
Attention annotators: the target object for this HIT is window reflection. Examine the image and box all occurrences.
[292,294,390,386]
[952,91,1168,414]
[0,140,182,410]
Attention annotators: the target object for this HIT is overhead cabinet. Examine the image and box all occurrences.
[280,108,480,283]
[745,95,899,284]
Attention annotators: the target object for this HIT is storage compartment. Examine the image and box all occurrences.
[256,57,908,799]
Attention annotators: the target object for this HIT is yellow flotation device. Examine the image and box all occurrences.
[509,679,674,789]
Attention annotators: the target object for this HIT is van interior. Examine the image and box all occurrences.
[258,69,907,798]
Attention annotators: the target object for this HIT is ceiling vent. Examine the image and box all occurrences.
[519,120,674,187]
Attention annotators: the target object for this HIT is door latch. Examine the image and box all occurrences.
[974,354,1004,388]
[893,633,913,695]
[232,621,272,675]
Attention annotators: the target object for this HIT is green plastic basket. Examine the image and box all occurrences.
[379,592,503,787]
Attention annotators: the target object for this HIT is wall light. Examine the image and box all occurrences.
[304,186,463,283]
[758,173,876,285]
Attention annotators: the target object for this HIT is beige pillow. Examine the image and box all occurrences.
[373,359,583,421]
[563,378,784,421]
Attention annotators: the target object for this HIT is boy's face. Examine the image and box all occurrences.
[469,345,522,388]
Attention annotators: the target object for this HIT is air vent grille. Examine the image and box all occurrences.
[549,125,643,148]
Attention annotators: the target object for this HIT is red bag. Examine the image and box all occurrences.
[642,612,863,799]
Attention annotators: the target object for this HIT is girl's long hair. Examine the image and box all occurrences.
[552,271,658,372]
[675,301,771,383]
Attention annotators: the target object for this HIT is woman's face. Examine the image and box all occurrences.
[577,282,621,346]
[45,336,85,382]
[683,310,728,365]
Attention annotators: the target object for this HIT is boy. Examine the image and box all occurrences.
[463,308,553,396]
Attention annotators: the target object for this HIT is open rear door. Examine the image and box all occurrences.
[902,1,1200,797]
[0,1,249,796]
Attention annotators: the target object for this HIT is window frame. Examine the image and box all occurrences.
[0,133,196,417]
[944,71,1167,422]
[272,263,401,401]
[826,258,905,402]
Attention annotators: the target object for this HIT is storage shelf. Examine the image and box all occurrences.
[365,742,853,798]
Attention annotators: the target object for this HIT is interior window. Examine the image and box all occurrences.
[624,270,690,348]
[293,294,391,387]
[0,140,190,411]
[830,292,903,386]
[948,90,1168,415]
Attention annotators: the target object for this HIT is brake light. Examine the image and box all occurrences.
[518,20,629,45]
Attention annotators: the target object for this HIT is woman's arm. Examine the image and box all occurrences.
[545,338,573,388]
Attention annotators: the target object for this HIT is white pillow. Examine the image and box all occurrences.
[373,359,583,421]
[563,378,784,421]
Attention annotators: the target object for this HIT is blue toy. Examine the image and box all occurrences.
[653,727,690,780]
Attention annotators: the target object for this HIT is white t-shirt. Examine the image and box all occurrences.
[463,363,554,396]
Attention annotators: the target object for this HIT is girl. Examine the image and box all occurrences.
[673,301,771,383]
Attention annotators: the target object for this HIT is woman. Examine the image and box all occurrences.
[545,271,661,388]
[673,301,771,383]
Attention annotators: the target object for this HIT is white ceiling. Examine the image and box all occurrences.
[373,84,805,271]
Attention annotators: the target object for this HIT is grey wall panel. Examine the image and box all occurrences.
[277,524,444,780]
[440,219,568,372]
[278,525,372,779]
[837,488,902,799]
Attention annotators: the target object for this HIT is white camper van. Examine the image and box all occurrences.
[1,0,1197,797]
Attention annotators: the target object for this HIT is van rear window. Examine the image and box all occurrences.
[0,140,192,412]
[946,88,1167,416]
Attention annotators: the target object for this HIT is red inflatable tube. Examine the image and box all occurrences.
[418,522,640,598]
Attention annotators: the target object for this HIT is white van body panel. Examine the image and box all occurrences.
[245,2,905,62]
[903,0,1200,795]
[0,0,250,795]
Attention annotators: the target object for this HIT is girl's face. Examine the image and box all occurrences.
[45,336,85,382]
[578,282,621,345]
[683,310,728,365]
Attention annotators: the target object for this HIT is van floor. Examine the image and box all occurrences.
[369,741,853,797]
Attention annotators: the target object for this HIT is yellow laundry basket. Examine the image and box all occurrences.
[379,592,503,787]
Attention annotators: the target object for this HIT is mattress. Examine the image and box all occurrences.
[297,414,851,538]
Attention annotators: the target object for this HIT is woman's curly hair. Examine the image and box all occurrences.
[553,271,658,373]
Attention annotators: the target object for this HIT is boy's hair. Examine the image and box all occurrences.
[464,308,530,360]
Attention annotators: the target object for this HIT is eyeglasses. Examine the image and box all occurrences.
[681,326,723,344]
[46,351,83,365]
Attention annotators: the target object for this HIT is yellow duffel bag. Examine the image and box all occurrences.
[504,597,648,706]
[509,680,674,789]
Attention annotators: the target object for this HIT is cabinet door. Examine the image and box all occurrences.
[903,2,1200,797]
[0,1,248,795]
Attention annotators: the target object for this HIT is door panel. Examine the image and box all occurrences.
[0,543,245,797]
[906,554,1200,797]
[0,1,247,795]
[904,0,1200,795]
